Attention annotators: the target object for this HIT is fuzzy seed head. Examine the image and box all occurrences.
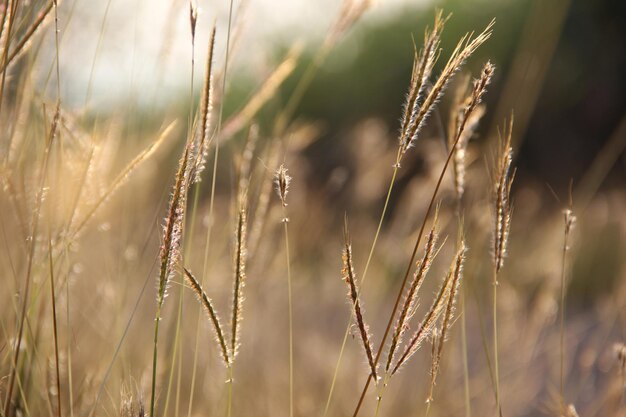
[274,164,291,207]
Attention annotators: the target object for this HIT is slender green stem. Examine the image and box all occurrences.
[282,208,294,417]
[226,366,234,417]
[48,234,62,417]
[373,395,383,417]
[559,210,574,413]
[424,398,433,417]
[461,288,471,417]
[150,303,163,417]
[492,266,501,416]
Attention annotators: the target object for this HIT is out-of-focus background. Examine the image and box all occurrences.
[53,0,626,193]
[2,0,626,416]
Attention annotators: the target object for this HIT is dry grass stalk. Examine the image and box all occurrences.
[150,123,194,417]
[385,217,439,374]
[493,117,515,273]
[70,122,177,240]
[427,329,441,402]
[559,204,576,410]
[490,118,515,417]
[342,222,378,383]
[230,203,248,358]
[221,45,301,140]
[183,267,231,367]
[400,16,494,156]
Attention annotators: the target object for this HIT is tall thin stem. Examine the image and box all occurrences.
[283,207,294,417]
[492,266,501,416]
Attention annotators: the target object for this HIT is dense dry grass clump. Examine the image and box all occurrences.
[1,2,625,417]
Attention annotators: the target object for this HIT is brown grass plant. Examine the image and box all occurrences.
[351,45,495,417]
[490,116,516,417]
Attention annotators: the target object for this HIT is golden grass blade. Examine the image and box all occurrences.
[220,44,301,140]
[342,221,378,383]
[183,267,231,367]
[230,202,248,358]
[493,117,514,273]
[191,26,216,184]
[390,251,456,376]
[432,241,466,379]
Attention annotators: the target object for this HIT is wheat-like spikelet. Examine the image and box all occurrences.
[448,62,494,202]
[230,203,248,358]
[342,223,378,383]
[448,74,471,200]
[157,144,192,306]
[183,267,231,367]
[426,328,440,403]
[191,27,216,184]
[390,253,456,376]
[493,117,515,273]
[400,18,494,156]
[399,10,446,154]
[274,163,291,209]
[431,241,466,378]
[119,391,145,417]
[385,217,439,374]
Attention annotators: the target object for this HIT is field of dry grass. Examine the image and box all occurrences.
[1,1,625,417]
